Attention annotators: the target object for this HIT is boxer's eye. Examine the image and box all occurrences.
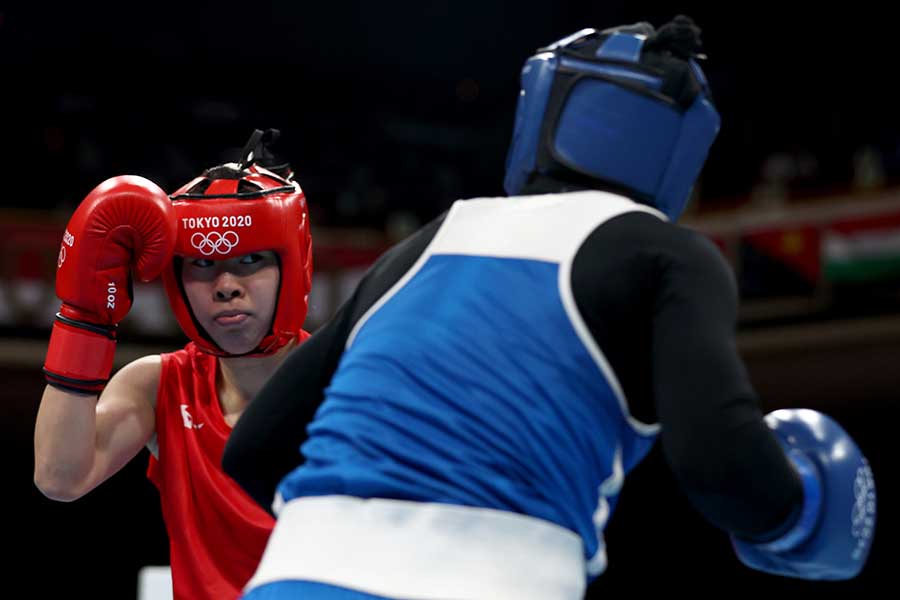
[190,258,214,268]
[239,254,264,265]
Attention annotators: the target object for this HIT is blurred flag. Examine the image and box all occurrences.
[739,226,821,298]
[823,213,900,284]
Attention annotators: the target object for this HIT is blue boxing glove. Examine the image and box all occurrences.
[732,409,876,580]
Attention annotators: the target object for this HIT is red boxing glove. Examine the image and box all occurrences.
[43,176,177,393]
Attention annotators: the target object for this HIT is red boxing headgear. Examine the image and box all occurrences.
[162,160,312,356]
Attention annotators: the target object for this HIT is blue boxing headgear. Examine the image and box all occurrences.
[504,16,721,220]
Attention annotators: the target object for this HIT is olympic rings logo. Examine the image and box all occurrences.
[190,231,240,256]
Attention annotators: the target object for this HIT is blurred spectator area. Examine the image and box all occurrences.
[681,185,900,409]
[3,186,900,408]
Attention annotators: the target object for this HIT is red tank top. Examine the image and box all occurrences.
[147,342,280,600]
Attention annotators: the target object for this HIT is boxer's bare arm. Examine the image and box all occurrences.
[34,355,160,501]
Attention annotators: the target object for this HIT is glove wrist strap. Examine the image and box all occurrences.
[43,314,117,393]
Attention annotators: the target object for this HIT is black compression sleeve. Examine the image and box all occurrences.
[650,228,802,538]
[571,213,802,538]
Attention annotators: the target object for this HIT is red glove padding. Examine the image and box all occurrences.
[43,176,177,392]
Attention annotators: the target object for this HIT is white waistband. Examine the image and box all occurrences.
[246,495,586,600]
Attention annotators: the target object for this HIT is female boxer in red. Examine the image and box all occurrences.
[33,130,313,600]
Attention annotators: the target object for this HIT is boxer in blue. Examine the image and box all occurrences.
[224,16,876,599]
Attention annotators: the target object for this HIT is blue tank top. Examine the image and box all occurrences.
[277,191,663,574]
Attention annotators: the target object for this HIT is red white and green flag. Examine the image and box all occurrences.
[822,213,900,284]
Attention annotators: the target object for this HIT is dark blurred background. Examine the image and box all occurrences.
[2,2,897,598]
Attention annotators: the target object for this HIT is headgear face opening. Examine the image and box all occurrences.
[162,131,313,356]
[504,16,721,220]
